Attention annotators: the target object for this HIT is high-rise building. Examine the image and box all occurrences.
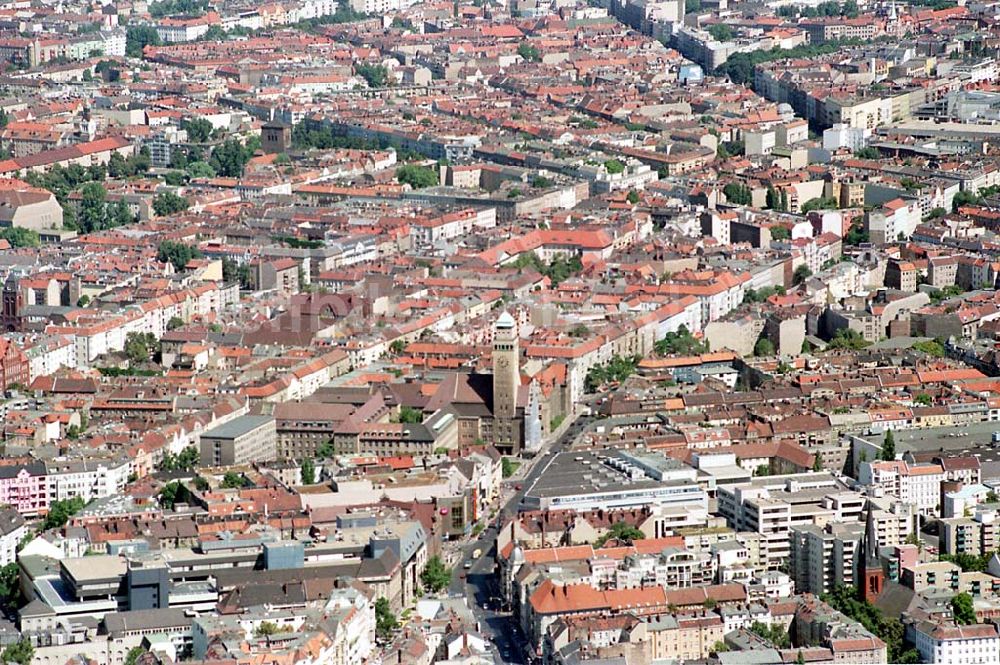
[790,522,863,595]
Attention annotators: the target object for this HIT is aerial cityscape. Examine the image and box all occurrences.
[0,0,999,663]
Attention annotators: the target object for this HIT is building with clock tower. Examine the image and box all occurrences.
[492,311,521,454]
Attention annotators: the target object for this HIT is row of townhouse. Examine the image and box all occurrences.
[526,297,702,404]
[154,0,382,44]
[240,349,352,403]
[46,282,239,367]
[0,456,131,518]
[0,29,124,68]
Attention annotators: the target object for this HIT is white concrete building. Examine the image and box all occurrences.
[915,622,1000,665]
[45,457,131,504]
[858,460,945,514]
[0,509,26,566]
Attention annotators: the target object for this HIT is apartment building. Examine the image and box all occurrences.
[45,457,131,503]
[914,622,1000,665]
[717,473,848,570]
[858,461,945,514]
[199,415,277,467]
[274,401,353,460]
[790,522,863,596]
[0,509,25,566]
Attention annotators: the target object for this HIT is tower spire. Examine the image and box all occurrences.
[859,499,885,602]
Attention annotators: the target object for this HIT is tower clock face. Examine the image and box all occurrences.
[497,356,509,369]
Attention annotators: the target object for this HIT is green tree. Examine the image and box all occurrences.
[595,521,645,547]
[912,339,945,357]
[395,406,423,424]
[222,258,252,289]
[953,190,981,212]
[157,240,202,271]
[0,227,40,248]
[148,0,209,17]
[585,354,641,392]
[167,316,184,331]
[754,338,775,357]
[749,621,790,648]
[988,490,999,503]
[78,181,108,233]
[854,147,881,159]
[124,647,147,665]
[517,42,540,61]
[355,62,389,88]
[845,221,869,245]
[793,264,813,285]
[396,164,438,189]
[882,430,895,461]
[828,328,870,350]
[914,393,932,406]
[801,196,839,213]
[160,445,199,471]
[111,198,134,227]
[375,597,397,641]
[43,497,86,530]
[126,26,161,58]
[153,191,189,217]
[0,562,22,615]
[420,556,452,593]
[301,458,315,485]
[723,182,752,205]
[708,24,733,41]
[158,481,191,510]
[654,325,709,356]
[1,639,33,665]
[221,471,251,489]
[182,117,214,143]
[626,190,640,204]
[951,592,976,625]
[254,621,280,637]
[210,138,255,178]
[124,331,157,364]
[186,161,216,179]
[604,159,625,175]
[107,152,129,178]
[501,457,518,478]
[939,552,991,572]
[317,440,335,459]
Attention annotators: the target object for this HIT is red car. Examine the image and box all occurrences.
[514,484,522,491]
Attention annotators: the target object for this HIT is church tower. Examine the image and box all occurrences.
[858,499,885,603]
[1,275,22,332]
[493,311,520,454]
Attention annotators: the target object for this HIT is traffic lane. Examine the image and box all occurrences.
[481,616,520,664]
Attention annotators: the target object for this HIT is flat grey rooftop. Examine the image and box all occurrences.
[202,415,274,440]
[526,450,683,499]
